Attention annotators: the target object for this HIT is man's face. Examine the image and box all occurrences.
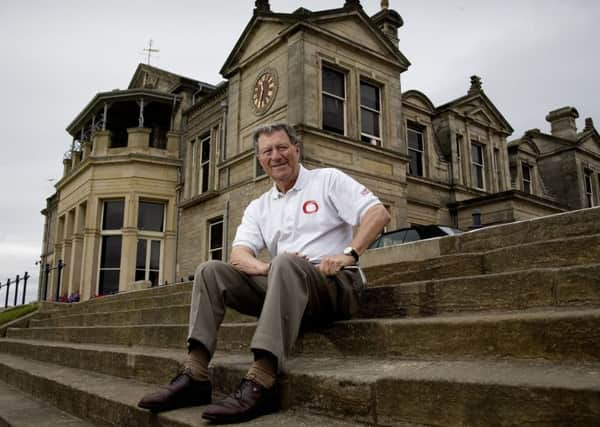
[257,129,301,191]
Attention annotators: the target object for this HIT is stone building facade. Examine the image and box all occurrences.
[39,0,598,301]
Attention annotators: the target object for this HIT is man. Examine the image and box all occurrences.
[138,123,390,423]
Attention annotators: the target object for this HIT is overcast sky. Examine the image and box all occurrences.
[0,0,598,305]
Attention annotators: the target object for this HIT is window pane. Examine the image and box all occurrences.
[210,220,223,250]
[135,269,146,281]
[103,200,124,230]
[136,239,146,270]
[211,249,222,261]
[471,144,483,164]
[361,109,380,138]
[138,201,164,232]
[98,270,119,295]
[322,67,344,97]
[100,236,122,269]
[201,137,211,162]
[404,229,420,243]
[323,96,344,134]
[150,240,161,270]
[407,129,423,150]
[360,82,379,110]
[409,151,423,176]
[148,270,159,287]
[201,165,210,193]
[472,165,484,188]
[522,163,531,180]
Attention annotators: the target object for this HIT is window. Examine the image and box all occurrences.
[584,170,593,207]
[360,81,381,146]
[138,201,164,232]
[407,125,424,177]
[208,217,224,261]
[456,134,463,182]
[322,66,345,134]
[135,239,161,287]
[521,162,532,194]
[198,134,211,194]
[471,142,485,189]
[135,201,165,287]
[99,200,124,295]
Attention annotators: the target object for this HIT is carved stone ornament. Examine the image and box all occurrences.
[251,68,278,116]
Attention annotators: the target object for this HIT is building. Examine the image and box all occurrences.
[39,0,599,301]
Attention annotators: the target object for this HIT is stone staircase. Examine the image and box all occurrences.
[1,207,600,426]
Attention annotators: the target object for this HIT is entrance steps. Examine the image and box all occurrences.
[1,207,599,425]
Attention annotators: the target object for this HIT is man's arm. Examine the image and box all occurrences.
[319,203,390,275]
[230,245,270,276]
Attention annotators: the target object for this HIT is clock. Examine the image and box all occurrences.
[251,69,278,115]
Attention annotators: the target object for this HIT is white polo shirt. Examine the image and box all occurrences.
[232,165,381,262]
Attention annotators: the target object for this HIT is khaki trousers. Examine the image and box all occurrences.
[187,253,364,371]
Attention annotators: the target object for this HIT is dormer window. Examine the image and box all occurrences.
[584,169,594,207]
[471,142,485,190]
[360,80,381,146]
[322,66,346,135]
[407,124,424,177]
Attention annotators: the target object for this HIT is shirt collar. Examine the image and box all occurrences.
[271,164,307,199]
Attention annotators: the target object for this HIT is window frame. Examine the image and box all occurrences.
[521,162,532,194]
[407,123,425,177]
[471,142,486,190]
[98,199,125,295]
[321,65,347,136]
[359,79,382,146]
[135,200,166,286]
[584,169,594,207]
[198,133,211,195]
[208,216,224,261]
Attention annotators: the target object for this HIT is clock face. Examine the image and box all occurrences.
[252,69,278,115]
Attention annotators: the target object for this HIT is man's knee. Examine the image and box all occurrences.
[194,260,230,290]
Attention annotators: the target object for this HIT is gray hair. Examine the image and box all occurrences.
[252,123,301,147]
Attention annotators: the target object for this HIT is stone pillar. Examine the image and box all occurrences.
[80,229,99,301]
[71,150,81,170]
[118,193,138,292]
[127,127,151,153]
[81,141,92,161]
[163,231,177,285]
[62,158,71,177]
[92,130,111,156]
[166,131,180,157]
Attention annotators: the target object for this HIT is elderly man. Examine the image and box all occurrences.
[138,123,390,423]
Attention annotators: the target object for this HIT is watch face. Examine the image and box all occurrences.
[252,69,278,115]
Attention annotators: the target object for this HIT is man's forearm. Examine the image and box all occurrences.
[350,204,391,255]
[229,246,270,276]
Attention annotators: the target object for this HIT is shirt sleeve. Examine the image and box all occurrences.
[232,200,266,255]
[327,169,382,226]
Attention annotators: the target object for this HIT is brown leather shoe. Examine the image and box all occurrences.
[201,379,279,424]
[137,368,211,413]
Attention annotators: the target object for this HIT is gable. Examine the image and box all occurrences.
[129,65,180,92]
[578,133,600,155]
[446,95,513,134]
[402,90,435,113]
[319,16,388,56]
[238,20,288,65]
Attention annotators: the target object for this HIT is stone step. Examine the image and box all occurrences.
[0,349,597,426]
[448,206,600,254]
[7,308,600,364]
[30,305,255,327]
[359,263,600,318]
[0,378,93,426]
[0,353,365,427]
[35,290,193,319]
[365,233,600,285]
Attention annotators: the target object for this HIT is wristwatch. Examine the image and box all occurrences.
[343,246,360,263]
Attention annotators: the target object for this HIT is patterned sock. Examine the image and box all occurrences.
[184,345,210,381]
[244,353,277,389]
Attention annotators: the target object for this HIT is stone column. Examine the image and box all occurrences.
[166,131,180,158]
[81,141,92,161]
[118,193,138,292]
[127,127,151,154]
[62,158,71,177]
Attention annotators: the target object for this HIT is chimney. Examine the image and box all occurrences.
[371,1,404,47]
[545,107,579,140]
[584,117,595,132]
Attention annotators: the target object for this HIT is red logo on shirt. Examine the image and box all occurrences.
[302,200,319,214]
[361,187,371,196]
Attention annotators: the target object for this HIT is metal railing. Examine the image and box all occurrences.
[0,272,31,309]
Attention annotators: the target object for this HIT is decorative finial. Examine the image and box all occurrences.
[468,75,482,94]
[381,0,389,9]
[254,0,270,12]
[344,0,362,9]
[584,117,595,131]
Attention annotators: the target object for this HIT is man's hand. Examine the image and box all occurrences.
[318,254,355,276]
